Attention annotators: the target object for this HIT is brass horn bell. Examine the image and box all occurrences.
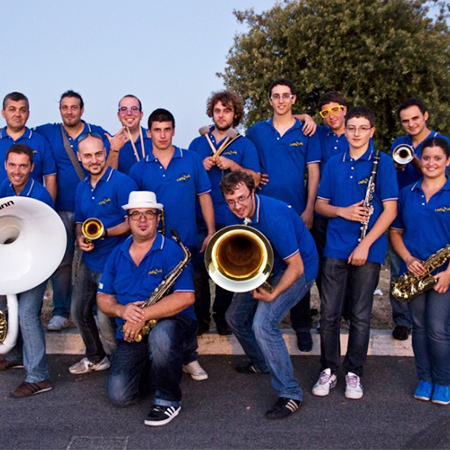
[392,144,414,165]
[81,218,104,242]
[205,225,274,293]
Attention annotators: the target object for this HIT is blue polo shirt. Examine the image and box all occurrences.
[75,167,137,273]
[0,177,54,208]
[129,147,211,249]
[34,122,108,212]
[0,128,56,185]
[316,124,349,169]
[391,131,450,190]
[391,177,450,275]
[225,194,318,281]
[189,128,260,223]
[98,232,195,340]
[106,127,152,175]
[318,143,398,264]
[246,118,321,216]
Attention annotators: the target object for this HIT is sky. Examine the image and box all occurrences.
[0,0,279,148]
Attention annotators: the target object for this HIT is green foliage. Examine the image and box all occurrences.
[219,0,450,150]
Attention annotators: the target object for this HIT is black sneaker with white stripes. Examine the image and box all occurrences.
[144,405,181,426]
[266,397,301,420]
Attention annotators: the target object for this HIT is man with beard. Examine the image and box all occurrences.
[35,91,108,331]
[68,133,136,374]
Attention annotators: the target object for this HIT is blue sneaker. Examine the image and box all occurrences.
[431,385,450,405]
[414,380,433,401]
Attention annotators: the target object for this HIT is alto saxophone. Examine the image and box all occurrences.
[391,244,450,302]
[130,229,191,342]
[359,149,381,242]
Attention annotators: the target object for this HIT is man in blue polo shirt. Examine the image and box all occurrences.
[35,90,108,331]
[106,95,152,175]
[129,108,213,381]
[68,133,137,375]
[0,144,54,398]
[389,98,450,341]
[313,106,398,400]
[219,171,318,419]
[246,78,321,352]
[0,92,56,201]
[189,90,261,335]
[97,191,197,427]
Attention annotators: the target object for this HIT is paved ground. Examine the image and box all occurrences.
[1,355,450,450]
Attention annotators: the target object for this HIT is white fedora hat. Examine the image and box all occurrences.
[122,191,163,210]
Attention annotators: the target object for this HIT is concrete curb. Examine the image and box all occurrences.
[45,328,413,357]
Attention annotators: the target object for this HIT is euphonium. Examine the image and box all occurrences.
[391,244,450,302]
[81,218,105,243]
[392,144,414,166]
[0,197,66,353]
[205,225,274,293]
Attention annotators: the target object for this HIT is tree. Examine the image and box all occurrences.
[219,0,450,150]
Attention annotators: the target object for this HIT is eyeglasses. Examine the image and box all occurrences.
[319,105,344,118]
[78,132,104,143]
[226,192,252,207]
[345,125,373,134]
[270,93,294,102]
[118,106,141,115]
[128,210,159,221]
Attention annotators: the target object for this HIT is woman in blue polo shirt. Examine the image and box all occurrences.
[390,137,450,405]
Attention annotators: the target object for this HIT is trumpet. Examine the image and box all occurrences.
[81,218,105,244]
[392,144,414,166]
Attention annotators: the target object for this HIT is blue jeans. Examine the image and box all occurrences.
[320,257,380,377]
[226,272,313,401]
[388,246,412,328]
[107,315,197,408]
[409,289,450,385]
[4,282,50,382]
[51,211,75,318]
[71,261,116,361]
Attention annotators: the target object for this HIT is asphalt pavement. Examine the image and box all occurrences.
[1,355,450,450]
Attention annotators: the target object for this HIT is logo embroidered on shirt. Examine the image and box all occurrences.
[223,150,237,156]
[177,173,191,182]
[99,197,111,205]
[435,206,450,213]
[148,268,163,275]
[290,141,303,147]
[358,178,369,185]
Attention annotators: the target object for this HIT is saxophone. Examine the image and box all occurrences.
[131,229,191,342]
[358,149,381,242]
[391,244,450,302]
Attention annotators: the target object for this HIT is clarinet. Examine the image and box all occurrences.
[358,149,381,242]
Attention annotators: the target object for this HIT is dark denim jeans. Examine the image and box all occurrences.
[388,246,412,328]
[320,257,380,377]
[409,289,450,385]
[71,261,115,362]
[51,211,75,318]
[107,315,197,408]
[226,273,313,401]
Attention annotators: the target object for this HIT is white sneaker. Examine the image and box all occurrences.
[47,315,70,331]
[182,360,208,381]
[345,372,363,399]
[312,368,337,397]
[69,356,110,375]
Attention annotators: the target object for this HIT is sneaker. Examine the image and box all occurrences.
[312,368,337,397]
[144,405,181,426]
[0,359,24,371]
[47,315,70,331]
[414,380,433,401]
[345,372,363,399]
[11,380,53,398]
[182,360,208,381]
[235,362,269,374]
[431,385,450,405]
[266,397,301,420]
[392,325,410,341]
[296,331,313,352]
[69,356,110,375]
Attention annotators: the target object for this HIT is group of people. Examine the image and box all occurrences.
[0,78,449,426]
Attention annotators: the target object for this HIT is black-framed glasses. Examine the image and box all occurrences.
[78,132,103,143]
[226,192,252,207]
[128,210,159,221]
